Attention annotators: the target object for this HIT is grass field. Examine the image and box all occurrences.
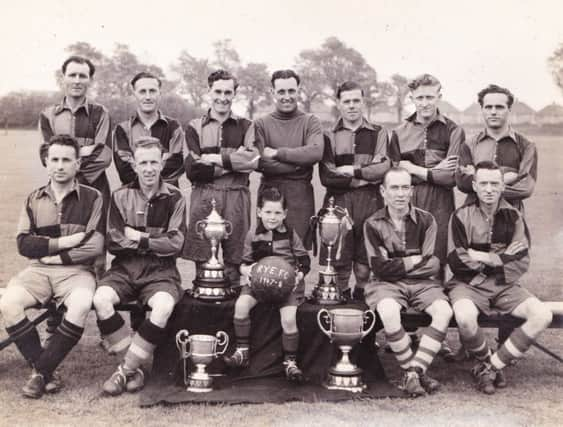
[0,129,561,426]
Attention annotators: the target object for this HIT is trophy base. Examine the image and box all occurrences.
[187,373,214,393]
[323,369,367,393]
[191,282,238,301]
[311,271,344,305]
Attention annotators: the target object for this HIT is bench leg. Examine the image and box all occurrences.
[531,341,563,363]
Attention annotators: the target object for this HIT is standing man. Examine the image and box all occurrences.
[93,137,186,396]
[456,84,537,214]
[363,167,453,397]
[0,135,104,398]
[447,162,551,394]
[319,81,400,299]
[256,69,324,249]
[39,55,112,280]
[113,72,185,187]
[183,70,259,288]
[393,74,465,274]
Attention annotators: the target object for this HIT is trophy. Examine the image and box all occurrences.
[175,329,229,392]
[310,197,348,304]
[192,199,236,300]
[317,307,376,392]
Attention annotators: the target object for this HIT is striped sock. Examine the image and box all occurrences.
[35,318,83,377]
[386,327,413,369]
[97,312,131,354]
[234,317,251,348]
[5,317,43,366]
[490,327,533,370]
[461,328,491,361]
[282,331,299,359]
[411,326,446,373]
[123,319,165,371]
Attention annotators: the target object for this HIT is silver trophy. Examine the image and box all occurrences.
[176,329,229,392]
[317,307,376,392]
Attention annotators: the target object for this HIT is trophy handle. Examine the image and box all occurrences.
[215,331,230,356]
[195,219,207,239]
[224,220,233,237]
[360,310,376,341]
[176,329,191,358]
[317,308,332,340]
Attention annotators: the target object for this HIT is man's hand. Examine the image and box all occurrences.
[503,171,519,185]
[336,165,355,177]
[504,241,527,256]
[467,248,496,265]
[200,153,223,166]
[80,145,96,157]
[459,164,475,176]
[262,147,278,159]
[399,160,415,173]
[124,226,142,242]
[434,155,458,171]
[39,255,63,265]
[295,271,304,285]
[240,263,256,280]
[409,255,423,266]
[58,232,86,250]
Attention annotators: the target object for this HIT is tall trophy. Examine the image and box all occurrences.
[310,197,348,304]
[175,329,229,393]
[192,199,236,300]
[317,307,376,392]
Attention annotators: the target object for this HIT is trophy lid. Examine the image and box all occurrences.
[205,199,226,224]
[320,197,341,224]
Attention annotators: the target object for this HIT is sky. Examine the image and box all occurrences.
[1,0,563,110]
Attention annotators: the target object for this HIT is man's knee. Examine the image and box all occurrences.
[376,298,402,327]
[427,299,453,328]
[234,295,256,318]
[452,299,479,331]
[520,299,553,332]
[280,306,298,333]
[93,286,119,315]
[353,263,370,285]
[65,288,94,319]
[148,292,176,325]
[0,286,35,324]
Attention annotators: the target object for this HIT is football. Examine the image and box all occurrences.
[250,256,296,304]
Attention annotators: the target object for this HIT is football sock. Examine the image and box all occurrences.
[386,327,414,369]
[490,327,533,370]
[6,317,42,366]
[35,318,83,377]
[411,326,446,372]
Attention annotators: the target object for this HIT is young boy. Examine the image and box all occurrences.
[224,187,310,383]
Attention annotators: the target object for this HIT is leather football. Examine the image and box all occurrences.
[250,256,296,304]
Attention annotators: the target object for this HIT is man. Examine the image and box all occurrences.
[0,135,104,398]
[393,74,465,272]
[447,162,552,394]
[319,81,400,299]
[113,71,185,187]
[363,167,453,397]
[456,84,537,214]
[39,55,112,282]
[93,137,186,396]
[183,69,259,288]
[256,69,324,249]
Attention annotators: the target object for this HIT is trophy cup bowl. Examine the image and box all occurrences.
[317,308,376,392]
[176,329,229,393]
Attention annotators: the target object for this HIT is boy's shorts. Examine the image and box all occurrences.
[365,278,448,312]
[447,276,533,316]
[240,278,305,308]
[97,256,183,306]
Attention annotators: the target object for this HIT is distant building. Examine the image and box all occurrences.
[536,103,563,125]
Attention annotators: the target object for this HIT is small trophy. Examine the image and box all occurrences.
[175,329,229,393]
[310,197,348,304]
[192,199,236,300]
[317,307,376,392]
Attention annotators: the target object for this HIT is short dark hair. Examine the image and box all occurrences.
[382,166,412,187]
[408,73,441,91]
[61,56,95,77]
[257,186,287,209]
[131,72,162,89]
[477,84,515,108]
[46,134,80,159]
[473,160,501,179]
[208,69,239,90]
[271,69,300,87]
[336,81,364,99]
[133,136,163,153]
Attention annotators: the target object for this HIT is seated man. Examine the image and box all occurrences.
[447,161,552,394]
[0,134,104,398]
[93,137,186,396]
[364,167,453,397]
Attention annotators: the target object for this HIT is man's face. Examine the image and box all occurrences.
[46,144,80,184]
[481,93,511,130]
[257,200,287,231]
[272,78,299,114]
[472,168,504,206]
[133,78,161,114]
[410,84,441,120]
[133,146,163,188]
[209,79,235,115]
[63,61,91,99]
[381,170,412,211]
[338,89,364,124]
